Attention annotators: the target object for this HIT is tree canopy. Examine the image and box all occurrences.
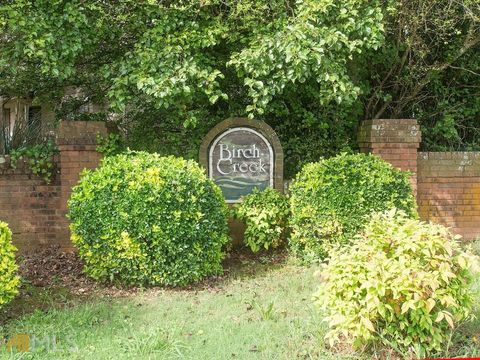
[0,1,385,114]
[0,0,479,175]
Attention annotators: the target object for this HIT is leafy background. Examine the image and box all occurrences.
[0,0,478,177]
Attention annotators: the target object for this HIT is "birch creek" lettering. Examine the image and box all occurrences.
[216,144,267,175]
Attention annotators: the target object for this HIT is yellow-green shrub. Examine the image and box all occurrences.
[0,222,20,307]
[289,153,417,262]
[68,151,230,286]
[235,188,289,253]
[315,210,479,358]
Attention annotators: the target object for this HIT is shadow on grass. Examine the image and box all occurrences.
[0,283,86,327]
[1,247,290,327]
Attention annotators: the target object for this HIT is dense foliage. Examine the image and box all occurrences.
[0,1,478,174]
[68,152,229,286]
[289,153,416,262]
[0,0,380,178]
[0,0,384,115]
[316,210,479,358]
[96,133,124,157]
[0,222,20,308]
[364,1,480,151]
[235,188,289,253]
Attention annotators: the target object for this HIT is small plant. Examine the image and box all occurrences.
[246,294,278,321]
[0,222,20,308]
[68,151,230,286]
[122,327,185,357]
[315,210,479,358]
[235,188,289,253]
[289,153,417,262]
[96,133,124,157]
[10,141,58,183]
[254,300,276,321]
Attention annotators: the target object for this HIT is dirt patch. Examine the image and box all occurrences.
[17,245,104,296]
[16,245,288,296]
[18,246,86,287]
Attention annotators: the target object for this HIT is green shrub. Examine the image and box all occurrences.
[235,188,289,253]
[315,210,479,358]
[0,222,20,307]
[68,151,230,286]
[289,153,417,261]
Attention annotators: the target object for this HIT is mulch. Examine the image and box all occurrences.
[17,245,106,296]
[16,245,288,297]
[18,246,85,288]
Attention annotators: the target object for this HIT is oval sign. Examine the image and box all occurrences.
[200,118,283,203]
[209,127,273,202]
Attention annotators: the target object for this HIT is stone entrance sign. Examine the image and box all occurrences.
[200,118,283,203]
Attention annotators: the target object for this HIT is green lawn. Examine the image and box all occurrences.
[0,255,479,359]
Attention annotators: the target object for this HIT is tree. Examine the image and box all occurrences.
[363,0,480,149]
[0,1,479,173]
[0,0,384,115]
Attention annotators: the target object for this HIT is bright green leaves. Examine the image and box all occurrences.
[9,141,58,183]
[315,210,479,357]
[0,222,20,308]
[0,0,97,81]
[234,188,289,253]
[68,151,230,286]
[96,133,124,157]
[0,0,386,118]
[229,0,385,117]
[107,6,228,112]
[288,153,417,262]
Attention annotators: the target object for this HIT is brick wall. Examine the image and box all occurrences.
[0,121,106,251]
[418,152,480,240]
[57,121,106,228]
[0,156,65,251]
[358,119,421,194]
[4,118,479,250]
[360,119,480,241]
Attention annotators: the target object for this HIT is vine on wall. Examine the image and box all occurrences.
[9,141,59,183]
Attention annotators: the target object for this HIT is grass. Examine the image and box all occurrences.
[0,254,479,359]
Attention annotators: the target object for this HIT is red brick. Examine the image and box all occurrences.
[0,121,106,252]
[362,119,480,240]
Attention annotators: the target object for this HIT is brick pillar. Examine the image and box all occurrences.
[358,119,421,194]
[57,121,107,249]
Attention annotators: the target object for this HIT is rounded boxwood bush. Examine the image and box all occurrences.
[315,210,479,357]
[289,153,417,261]
[68,151,230,286]
[0,222,20,307]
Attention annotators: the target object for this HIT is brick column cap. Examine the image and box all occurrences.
[57,121,108,146]
[358,119,421,146]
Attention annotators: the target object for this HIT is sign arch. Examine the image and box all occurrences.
[199,118,283,203]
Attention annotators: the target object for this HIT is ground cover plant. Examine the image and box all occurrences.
[316,210,480,358]
[68,151,229,286]
[288,153,417,262]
